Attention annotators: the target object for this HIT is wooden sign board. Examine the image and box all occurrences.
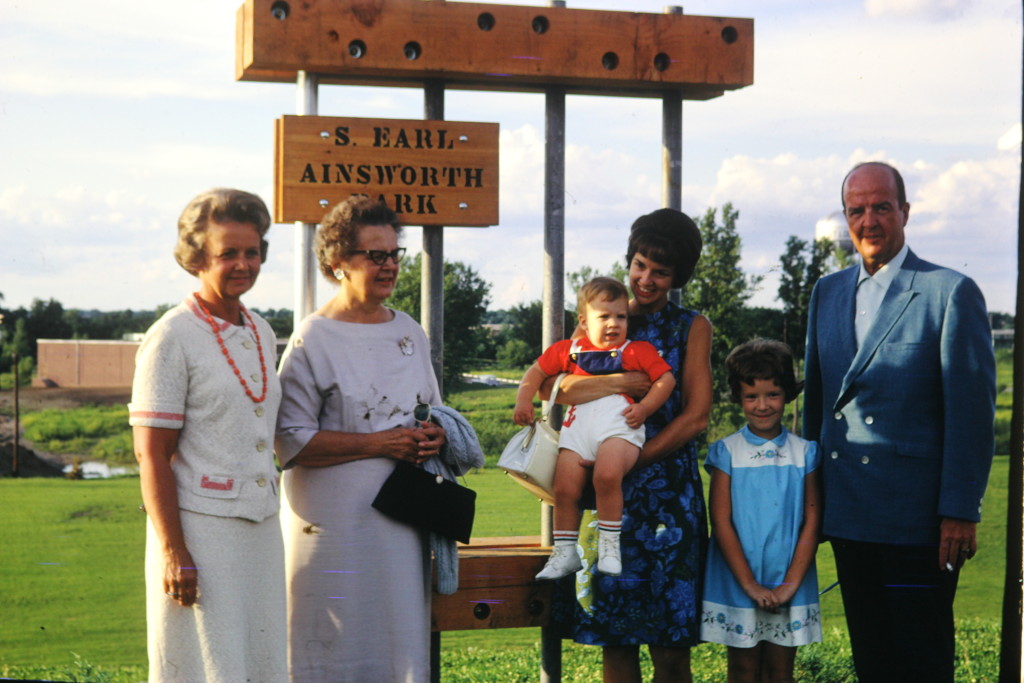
[275,116,499,226]
[238,0,753,100]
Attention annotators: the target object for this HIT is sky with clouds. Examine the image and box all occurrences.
[1,0,1020,320]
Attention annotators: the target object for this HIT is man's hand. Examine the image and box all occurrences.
[938,517,977,571]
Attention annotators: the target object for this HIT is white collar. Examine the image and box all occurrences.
[857,243,909,290]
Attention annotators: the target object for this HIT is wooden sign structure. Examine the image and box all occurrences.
[237,0,753,99]
[237,3,753,679]
[275,116,499,225]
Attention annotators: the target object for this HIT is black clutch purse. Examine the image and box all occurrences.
[371,462,476,543]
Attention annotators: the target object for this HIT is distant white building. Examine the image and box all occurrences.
[814,211,855,258]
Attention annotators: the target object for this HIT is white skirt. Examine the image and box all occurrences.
[145,510,287,683]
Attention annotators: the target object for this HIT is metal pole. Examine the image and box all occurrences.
[542,4,566,678]
[541,89,566,520]
[423,77,447,683]
[997,123,1023,682]
[423,80,446,395]
[12,351,18,478]
[294,71,319,330]
[661,98,682,210]
[662,6,684,307]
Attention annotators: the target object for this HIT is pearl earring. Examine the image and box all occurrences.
[333,269,346,281]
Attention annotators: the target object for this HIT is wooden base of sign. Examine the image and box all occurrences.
[432,537,555,632]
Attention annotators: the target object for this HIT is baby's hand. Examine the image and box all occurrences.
[513,401,536,426]
[621,403,650,429]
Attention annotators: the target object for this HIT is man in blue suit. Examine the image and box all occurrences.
[804,162,995,682]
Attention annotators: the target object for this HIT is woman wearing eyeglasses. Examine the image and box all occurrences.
[275,196,446,682]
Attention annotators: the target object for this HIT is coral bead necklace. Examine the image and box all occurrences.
[193,293,268,404]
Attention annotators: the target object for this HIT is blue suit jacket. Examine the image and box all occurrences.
[803,250,995,545]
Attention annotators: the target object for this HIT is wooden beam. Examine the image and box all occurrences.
[431,543,554,631]
[236,0,753,99]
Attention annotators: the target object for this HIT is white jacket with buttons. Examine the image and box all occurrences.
[129,296,282,522]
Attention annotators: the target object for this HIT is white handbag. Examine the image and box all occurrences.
[497,373,566,504]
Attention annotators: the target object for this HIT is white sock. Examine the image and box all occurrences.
[553,530,579,546]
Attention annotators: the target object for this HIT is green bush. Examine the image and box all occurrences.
[0,356,34,390]
[93,431,136,465]
[21,405,131,459]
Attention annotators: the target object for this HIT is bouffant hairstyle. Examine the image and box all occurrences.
[625,208,702,289]
[577,276,630,315]
[174,188,271,276]
[315,196,403,283]
[725,338,804,404]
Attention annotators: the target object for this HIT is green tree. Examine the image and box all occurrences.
[567,263,629,311]
[26,298,71,344]
[681,203,762,402]
[776,236,837,358]
[495,300,575,360]
[496,338,535,368]
[389,254,491,393]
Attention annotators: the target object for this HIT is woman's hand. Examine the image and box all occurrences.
[416,420,446,461]
[613,372,654,401]
[378,423,446,464]
[547,372,650,404]
[163,546,198,607]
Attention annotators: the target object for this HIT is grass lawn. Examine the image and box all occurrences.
[0,457,1010,680]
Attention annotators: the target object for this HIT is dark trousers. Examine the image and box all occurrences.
[831,538,959,683]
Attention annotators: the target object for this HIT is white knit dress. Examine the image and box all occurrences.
[130,297,286,683]
[275,311,441,683]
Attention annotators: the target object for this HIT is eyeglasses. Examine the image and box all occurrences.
[350,248,406,266]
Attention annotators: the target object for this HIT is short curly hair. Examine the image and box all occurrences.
[625,208,703,289]
[315,196,403,283]
[725,338,804,403]
[174,188,271,276]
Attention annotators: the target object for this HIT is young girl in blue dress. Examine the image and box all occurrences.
[701,338,822,682]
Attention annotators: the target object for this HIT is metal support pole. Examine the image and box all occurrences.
[663,6,684,307]
[294,71,319,329]
[541,91,566,549]
[997,142,1023,682]
[423,80,446,394]
[541,5,566,669]
[12,351,19,478]
[424,77,446,683]
[661,96,682,211]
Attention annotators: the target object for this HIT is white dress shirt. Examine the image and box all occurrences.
[855,243,910,346]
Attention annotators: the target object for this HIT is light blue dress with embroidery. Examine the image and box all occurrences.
[701,426,823,648]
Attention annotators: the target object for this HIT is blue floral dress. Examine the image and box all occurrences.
[554,302,708,647]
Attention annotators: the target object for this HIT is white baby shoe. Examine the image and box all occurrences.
[536,544,583,580]
[597,531,622,576]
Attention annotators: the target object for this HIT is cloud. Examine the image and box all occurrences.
[701,149,1019,312]
[864,0,972,20]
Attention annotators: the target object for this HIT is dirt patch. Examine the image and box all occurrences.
[0,387,131,477]
[0,386,131,413]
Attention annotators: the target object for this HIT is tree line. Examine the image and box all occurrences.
[2,203,1013,404]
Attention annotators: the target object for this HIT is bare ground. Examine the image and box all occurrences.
[0,386,131,477]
